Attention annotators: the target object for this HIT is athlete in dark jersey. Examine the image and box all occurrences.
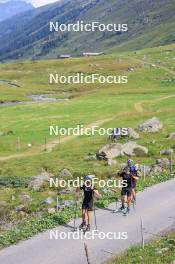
[118,168,133,213]
[76,175,101,231]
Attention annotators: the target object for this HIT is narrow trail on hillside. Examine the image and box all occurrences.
[134,94,175,112]
[0,118,114,161]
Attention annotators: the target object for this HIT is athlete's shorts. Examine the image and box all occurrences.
[82,201,93,211]
[131,182,136,189]
[121,188,132,197]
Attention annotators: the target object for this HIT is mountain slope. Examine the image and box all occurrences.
[0,0,174,61]
[0,1,34,22]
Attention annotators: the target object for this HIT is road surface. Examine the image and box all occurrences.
[0,178,175,264]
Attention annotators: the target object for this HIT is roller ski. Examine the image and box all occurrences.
[79,221,86,230]
[83,224,91,234]
[123,207,130,216]
[114,205,125,213]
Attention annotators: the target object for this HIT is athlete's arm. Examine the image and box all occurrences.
[132,176,139,180]
[93,189,102,198]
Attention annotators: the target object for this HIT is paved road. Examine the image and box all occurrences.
[0,179,175,264]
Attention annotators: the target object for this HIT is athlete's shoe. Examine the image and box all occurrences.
[114,206,125,212]
[79,221,86,229]
[118,205,125,212]
[123,207,130,215]
[126,207,130,213]
[85,224,91,232]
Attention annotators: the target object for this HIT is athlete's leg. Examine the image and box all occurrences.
[121,194,127,207]
[132,188,136,201]
[87,210,92,226]
[82,209,86,222]
[127,195,132,210]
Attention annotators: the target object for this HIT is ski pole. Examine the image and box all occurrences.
[94,206,98,231]
[73,201,78,231]
[92,190,98,230]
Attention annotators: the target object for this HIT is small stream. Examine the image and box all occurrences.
[0,80,20,88]
[0,94,68,106]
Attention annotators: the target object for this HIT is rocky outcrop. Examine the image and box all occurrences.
[150,158,170,174]
[138,117,163,132]
[28,169,53,191]
[128,128,140,139]
[97,141,148,160]
[42,197,55,205]
[59,169,72,178]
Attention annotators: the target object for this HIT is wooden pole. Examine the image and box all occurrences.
[56,196,59,212]
[140,217,145,249]
[44,137,47,151]
[143,165,146,181]
[170,152,173,174]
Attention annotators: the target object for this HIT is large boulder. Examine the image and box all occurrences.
[121,141,148,156]
[15,205,25,212]
[42,197,55,205]
[59,169,72,178]
[97,143,123,160]
[128,128,140,139]
[138,117,163,133]
[28,169,53,191]
[97,141,148,160]
[156,158,170,169]
[150,158,170,174]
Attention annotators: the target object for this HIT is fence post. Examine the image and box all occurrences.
[170,151,173,174]
[56,196,59,212]
[140,217,145,249]
[44,137,47,151]
[143,165,146,181]
[17,136,21,150]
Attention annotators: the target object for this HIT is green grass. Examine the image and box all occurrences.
[0,45,175,175]
[108,232,175,264]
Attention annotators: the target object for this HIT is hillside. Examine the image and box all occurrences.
[0,1,34,22]
[0,0,175,61]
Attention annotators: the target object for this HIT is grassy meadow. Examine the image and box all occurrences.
[0,44,175,176]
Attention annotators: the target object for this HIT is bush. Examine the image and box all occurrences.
[0,176,32,188]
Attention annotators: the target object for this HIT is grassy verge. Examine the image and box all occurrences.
[107,231,175,264]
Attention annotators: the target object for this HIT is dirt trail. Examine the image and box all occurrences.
[45,117,113,152]
[134,94,175,113]
[0,118,114,161]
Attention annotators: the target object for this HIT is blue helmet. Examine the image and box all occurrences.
[84,175,94,181]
